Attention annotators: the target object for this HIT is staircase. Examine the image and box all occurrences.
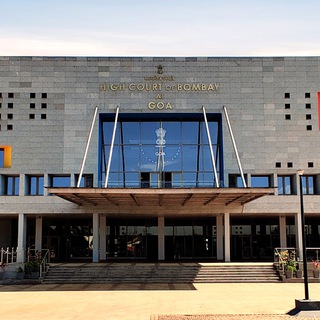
[194,263,281,283]
[42,262,281,284]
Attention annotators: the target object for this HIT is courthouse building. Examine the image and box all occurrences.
[0,56,319,263]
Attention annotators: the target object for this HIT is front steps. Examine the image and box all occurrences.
[42,262,281,284]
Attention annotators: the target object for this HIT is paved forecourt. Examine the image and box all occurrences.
[1,282,320,319]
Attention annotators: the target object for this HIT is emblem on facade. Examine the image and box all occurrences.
[157,65,163,74]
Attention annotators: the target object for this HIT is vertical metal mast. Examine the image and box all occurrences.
[202,106,220,188]
[104,106,120,188]
[76,106,98,188]
[223,106,247,188]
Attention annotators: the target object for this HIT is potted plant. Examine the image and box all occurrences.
[25,260,41,279]
[285,259,297,278]
[312,260,320,278]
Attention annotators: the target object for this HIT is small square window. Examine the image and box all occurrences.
[285,104,290,109]
[30,93,36,99]
[285,114,291,120]
[0,114,1,119]
[41,114,47,120]
[287,162,293,168]
[8,103,13,109]
[275,162,281,168]
[7,124,13,130]
[0,93,2,98]
[41,103,47,109]
[29,114,35,120]
[305,93,311,98]
[307,125,312,131]
[8,93,14,98]
[0,103,2,108]
[285,93,290,99]
[308,162,314,168]
[306,103,311,109]
[306,114,312,120]
[30,103,35,109]
[7,114,13,120]
[41,93,47,99]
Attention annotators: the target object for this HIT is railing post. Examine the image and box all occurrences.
[6,247,9,264]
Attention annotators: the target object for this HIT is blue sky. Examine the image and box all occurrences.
[1,0,320,56]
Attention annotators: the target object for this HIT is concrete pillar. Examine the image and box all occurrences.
[99,215,107,261]
[279,215,287,248]
[35,216,43,252]
[92,213,99,263]
[216,214,224,261]
[158,217,165,261]
[17,213,27,263]
[224,211,231,262]
[295,212,303,260]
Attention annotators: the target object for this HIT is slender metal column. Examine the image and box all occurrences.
[202,106,219,187]
[223,106,247,188]
[77,106,98,188]
[104,106,120,188]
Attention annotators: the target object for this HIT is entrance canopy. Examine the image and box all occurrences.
[47,187,274,208]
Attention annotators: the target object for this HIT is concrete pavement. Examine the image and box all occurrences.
[1,282,320,319]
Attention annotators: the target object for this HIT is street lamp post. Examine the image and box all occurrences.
[297,169,309,300]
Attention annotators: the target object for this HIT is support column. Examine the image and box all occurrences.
[17,213,26,263]
[295,212,303,260]
[35,216,43,252]
[224,211,231,262]
[92,213,99,263]
[216,214,224,261]
[99,215,107,261]
[279,215,287,248]
[158,217,165,261]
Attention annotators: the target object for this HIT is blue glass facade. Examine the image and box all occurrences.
[99,113,223,188]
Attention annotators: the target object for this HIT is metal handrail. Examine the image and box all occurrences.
[0,247,19,265]
[27,248,50,279]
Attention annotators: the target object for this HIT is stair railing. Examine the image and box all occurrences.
[0,247,19,265]
[274,247,296,275]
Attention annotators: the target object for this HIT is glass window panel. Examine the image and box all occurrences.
[182,145,198,171]
[193,226,203,235]
[125,173,139,187]
[182,122,199,144]
[140,145,157,172]
[122,122,139,144]
[172,172,182,188]
[51,176,70,187]
[0,149,4,167]
[140,122,159,145]
[123,146,139,171]
[174,226,193,236]
[182,172,197,187]
[164,145,181,170]
[199,145,213,170]
[251,176,270,187]
[162,122,180,145]
[30,176,44,195]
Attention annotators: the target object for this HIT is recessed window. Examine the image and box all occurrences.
[301,175,316,195]
[7,114,13,120]
[308,162,314,168]
[285,93,290,99]
[306,103,311,109]
[278,175,293,195]
[41,114,47,120]
[41,103,47,109]
[285,104,290,109]
[306,114,312,120]
[30,93,36,99]
[75,174,94,188]
[0,93,2,98]
[41,93,47,99]
[0,146,11,168]
[4,176,19,196]
[29,114,35,120]
[30,103,35,109]
[228,174,248,188]
[50,175,71,187]
[305,93,311,98]
[8,93,14,98]
[27,175,44,196]
[8,103,13,109]
[307,125,312,131]
[7,124,13,130]
[251,175,271,187]
[275,162,281,168]
[285,114,291,120]
[0,103,2,108]
[287,162,293,168]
